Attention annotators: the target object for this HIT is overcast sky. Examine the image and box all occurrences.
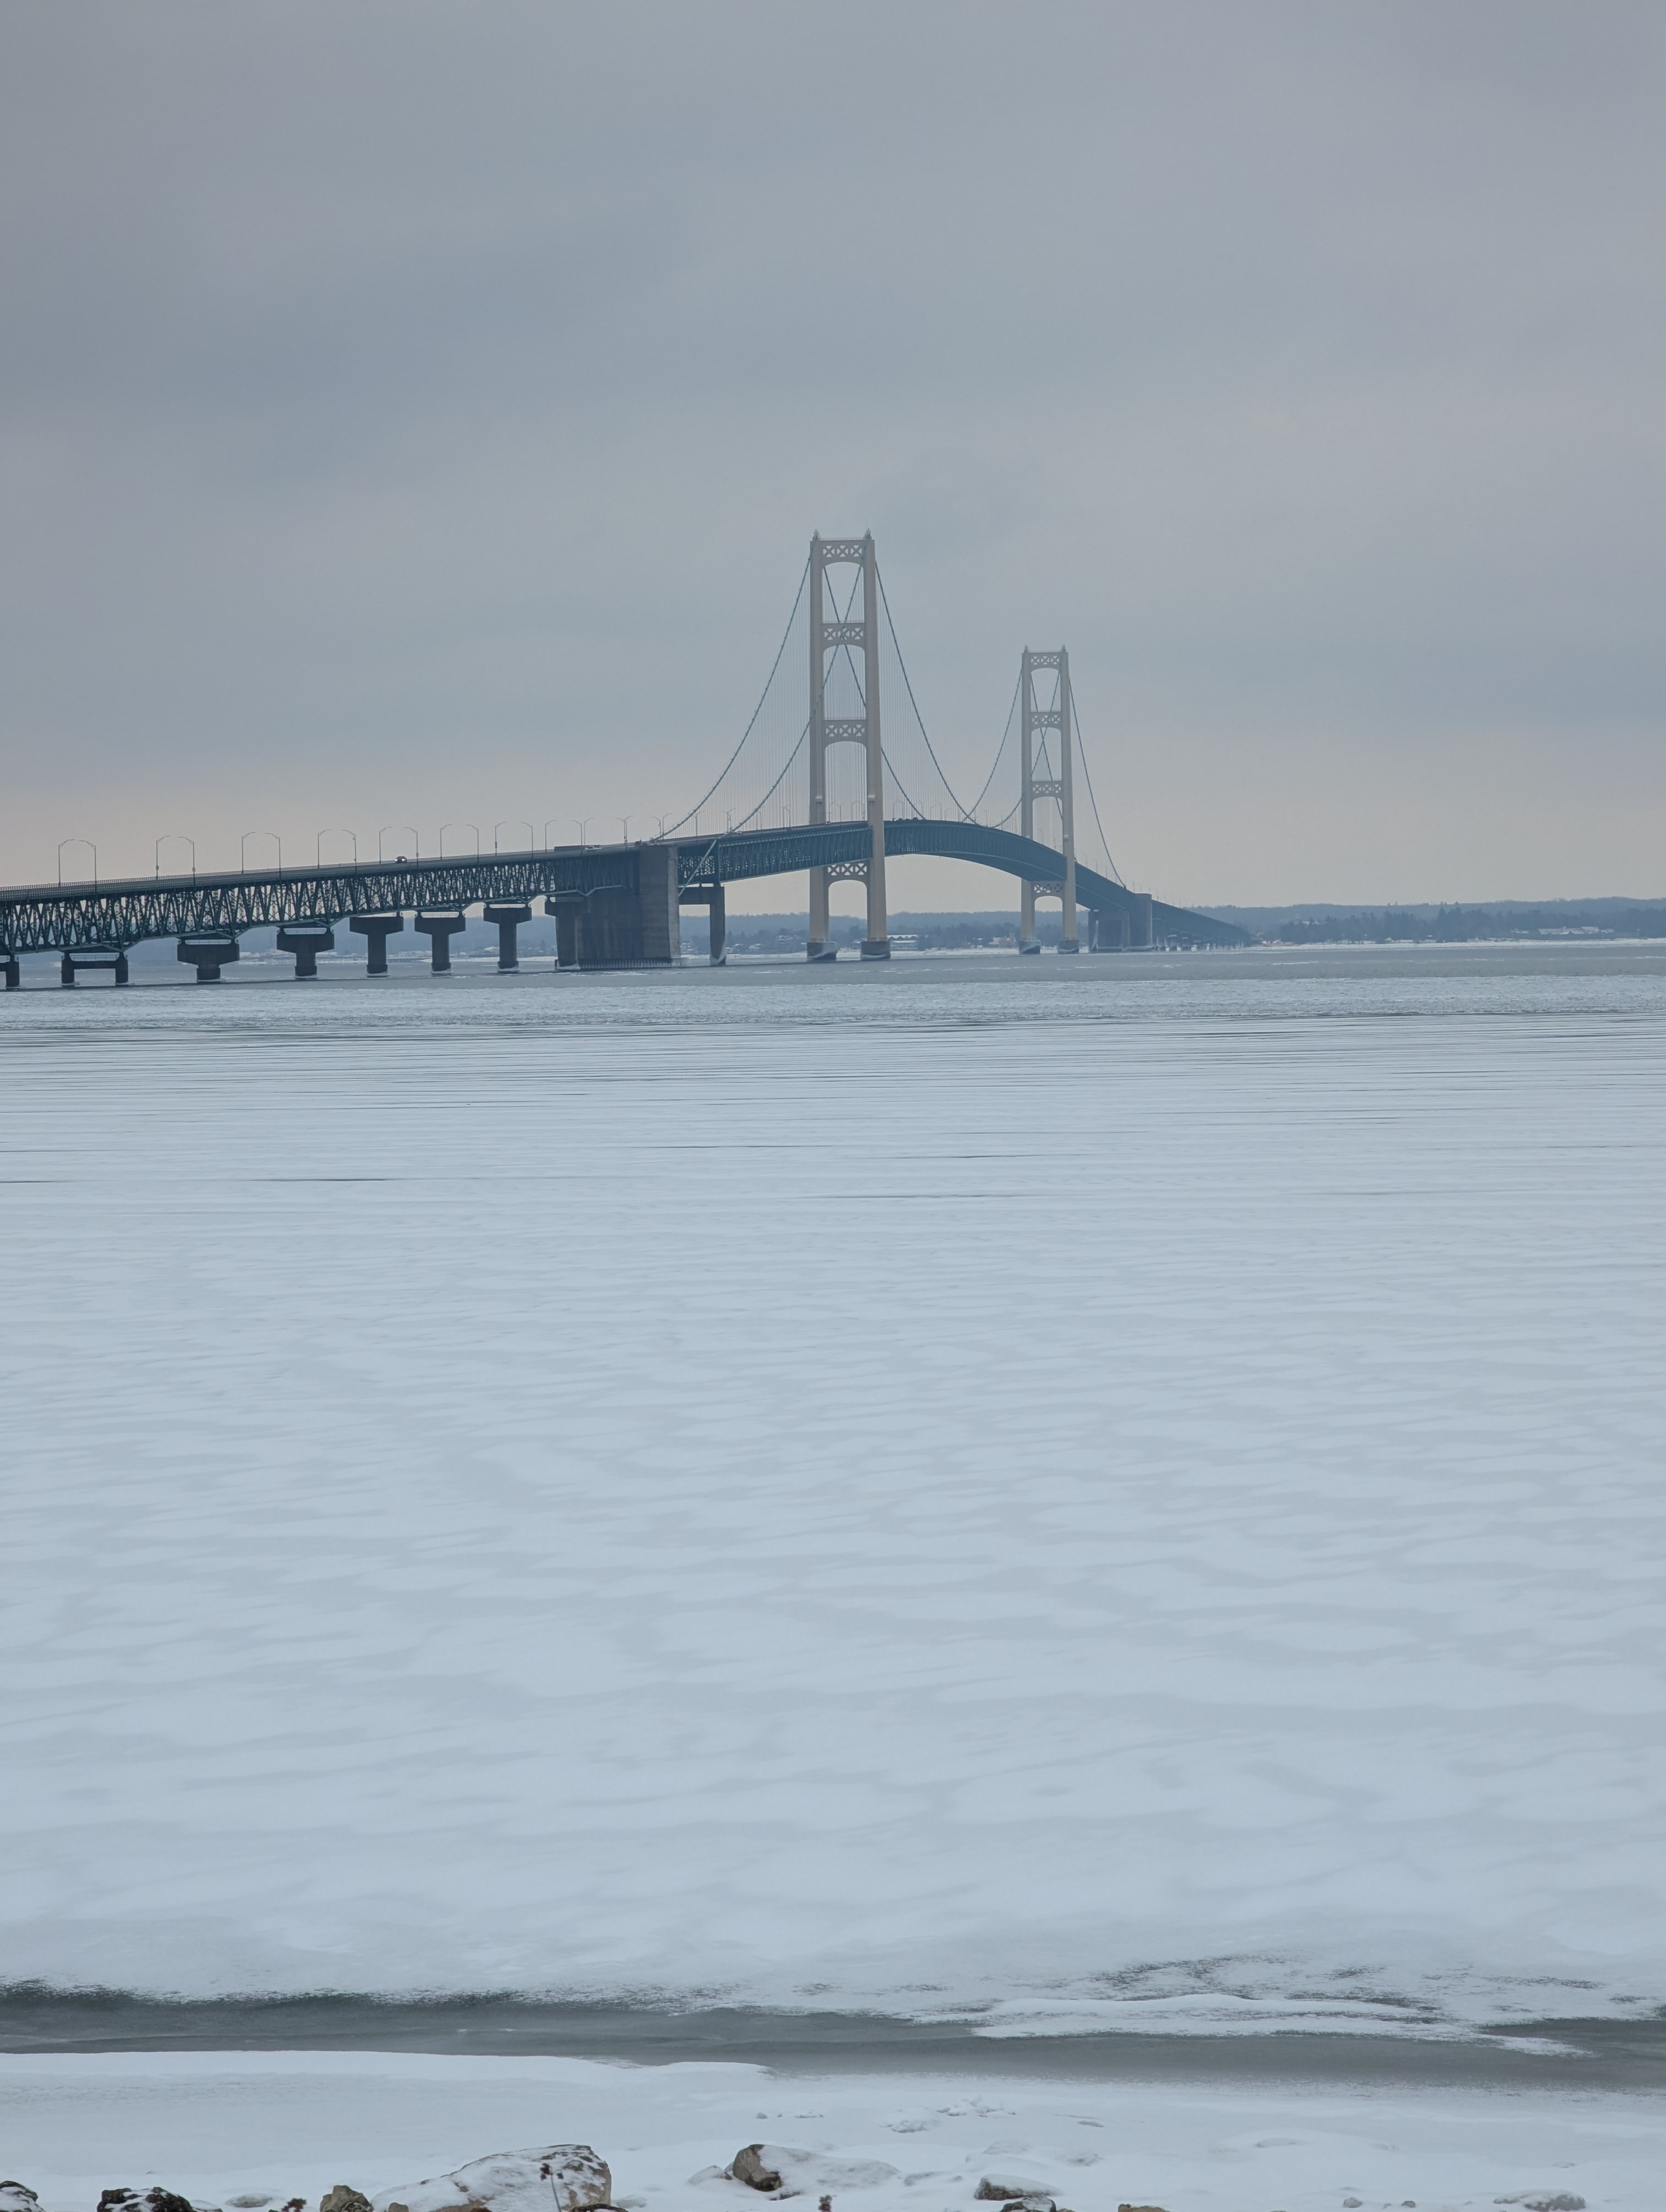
[2,1,1662,907]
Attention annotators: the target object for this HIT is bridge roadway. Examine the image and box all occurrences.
[0,818,1246,983]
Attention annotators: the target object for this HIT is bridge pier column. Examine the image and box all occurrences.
[679,885,726,965]
[1128,891,1154,949]
[350,914,404,974]
[807,869,832,961]
[277,925,335,979]
[545,898,580,968]
[1092,907,1130,951]
[483,902,532,971]
[63,951,130,985]
[4,955,18,990]
[708,883,726,966]
[415,912,467,972]
[177,936,240,983]
[569,846,679,967]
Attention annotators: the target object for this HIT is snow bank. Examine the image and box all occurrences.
[1,2050,1660,2212]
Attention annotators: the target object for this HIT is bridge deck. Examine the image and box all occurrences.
[0,822,1246,957]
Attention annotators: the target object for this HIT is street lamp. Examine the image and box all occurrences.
[542,818,561,851]
[154,834,195,881]
[57,838,97,888]
[573,820,590,848]
[439,822,480,859]
[317,828,358,867]
[494,819,533,855]
[619,816,631,844]
[379,825,419,862]
[241,831,281,874]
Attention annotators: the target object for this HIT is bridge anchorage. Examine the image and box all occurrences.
[0,532,1247,984]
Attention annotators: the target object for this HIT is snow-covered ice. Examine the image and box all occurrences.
[3,953,1665,2026]
[3,2048,1662,2212]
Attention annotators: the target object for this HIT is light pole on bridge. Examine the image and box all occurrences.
[154,834,195,883]
[57,838,97,889]
[494,820,533,856]
[619,816,631,844]
[439,823,480,860]
[379,826,419,863]
[573,820,590,849]
[241,831,281,876]
[317,829,358,868]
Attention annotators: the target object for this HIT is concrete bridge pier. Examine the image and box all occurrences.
[1128,891,1154,949]
[544,897,581,969]
[415,912,467,972]
[483,902,532,970]
[350,914,404,974]
[61,951,130,986]
[569,846,680,967]
[1092,907,1130,951]
[177,937,239,983]
[4,955,18,990]
[277,925,335,978]
[678,884,726,964]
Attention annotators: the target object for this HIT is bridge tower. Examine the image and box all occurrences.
[1018,647,1078,954]
[807,532,889,960]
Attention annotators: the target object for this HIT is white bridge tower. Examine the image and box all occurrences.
[807,532,889,960]
[1018,646,1078,954]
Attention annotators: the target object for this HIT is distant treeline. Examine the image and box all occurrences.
[1267,906,1666,944]
[712,911,1041,955]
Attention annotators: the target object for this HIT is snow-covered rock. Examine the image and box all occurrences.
[376,2146,611,2212]
[723,2149,898,2197]
[0,2188,41,2212]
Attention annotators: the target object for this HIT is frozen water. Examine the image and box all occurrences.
[3,951,1665,2027]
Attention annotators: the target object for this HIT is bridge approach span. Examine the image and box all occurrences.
[1,822,1244,982]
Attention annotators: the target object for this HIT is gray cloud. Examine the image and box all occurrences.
[2,0,1662,902]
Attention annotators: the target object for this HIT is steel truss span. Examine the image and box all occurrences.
[0,849,631,959]
[0,822,1244,965]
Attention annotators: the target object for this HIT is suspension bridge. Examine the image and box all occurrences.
[1,534,1246,986]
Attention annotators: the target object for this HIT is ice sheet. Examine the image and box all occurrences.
[3,963,1665,2025]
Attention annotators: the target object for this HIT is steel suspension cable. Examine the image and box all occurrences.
[727,722,810,833]
[876,570,972,818]
[965,674,1021,820]
[1071,696,1126,885]
[662,554,811,836]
